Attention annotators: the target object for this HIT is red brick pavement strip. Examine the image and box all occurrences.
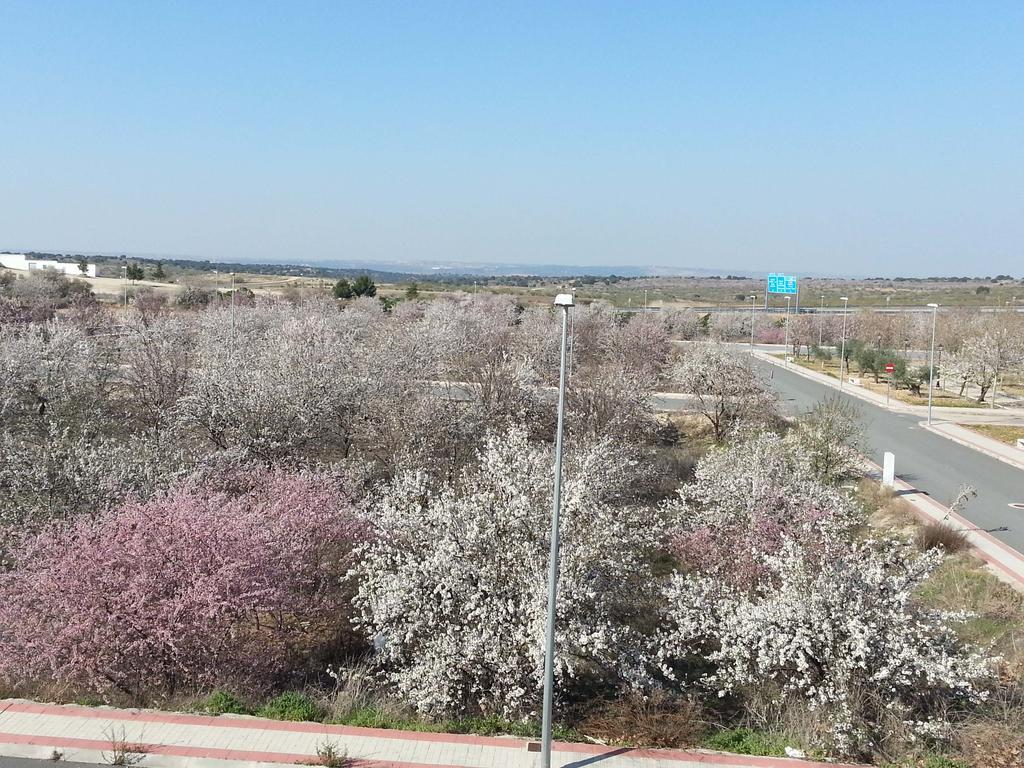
[0,731,461,768]
[1,701,521,749]
[0,701,869,768]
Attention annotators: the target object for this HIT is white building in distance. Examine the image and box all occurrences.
[0,253,97,278]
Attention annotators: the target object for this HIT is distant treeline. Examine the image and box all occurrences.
[8,251,1015,285]
[17,252,649,287]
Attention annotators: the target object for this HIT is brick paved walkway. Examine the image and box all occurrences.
[0,700,865,768]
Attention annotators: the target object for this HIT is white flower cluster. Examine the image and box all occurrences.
[351,427,663,718]
[672,430,864,547]
[671,342,777,441]
[659,538,992,750]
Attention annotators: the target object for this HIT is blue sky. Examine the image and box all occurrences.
[1,1,1022,275]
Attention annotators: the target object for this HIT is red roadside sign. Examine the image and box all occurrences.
[885,363,895,373]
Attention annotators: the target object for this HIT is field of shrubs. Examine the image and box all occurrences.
[0,272,1021,767]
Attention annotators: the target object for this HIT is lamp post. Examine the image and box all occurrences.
[817,295,825,348]
[568,289,576,378]
[783,295,792,365]
[644,289,648,311]
[230,272,236,344]
[540,293,574,768]
[749,295,757,352]
[927,303,938,425]
[120,255,128,308]
[839,297,850,390]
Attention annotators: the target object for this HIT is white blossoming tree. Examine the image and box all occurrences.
[659,537,991,755]
[671,342,777,441]
[945,321,1024,403]
[352,427,663,719]
[668,430,864,587]
[792,396,863,484]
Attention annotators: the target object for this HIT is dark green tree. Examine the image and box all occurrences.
[405,282,419,299]
[125,264,145,282]
[152,261,167,280]
[333,279,353,299]
[352,275,376,297]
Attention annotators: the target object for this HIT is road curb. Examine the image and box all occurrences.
[863,460,1024,594]
[753,351,1024,419]
[752,352,911,413]
[918,422,1024,473]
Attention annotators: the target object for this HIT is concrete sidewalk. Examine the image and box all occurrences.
[753,351,1024,421]
[921,422,1024,472]
[0,700,866,768]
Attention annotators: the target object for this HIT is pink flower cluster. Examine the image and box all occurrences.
[0,468,364,698]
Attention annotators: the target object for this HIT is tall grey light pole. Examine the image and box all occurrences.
[120,255,128,308]
[817,295,825,348]
[926,303,938,425]
[230,272,236,344]
[783,295,791,365]
[749,295,757,352]
[838,296,850,390]
[541,293,574,768]
[568,289,576,379]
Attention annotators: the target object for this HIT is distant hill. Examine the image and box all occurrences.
[7,250,766,281]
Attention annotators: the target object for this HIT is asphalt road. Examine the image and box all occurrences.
[753,359,1024,555]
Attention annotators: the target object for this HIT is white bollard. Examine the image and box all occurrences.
[882,452,896,488]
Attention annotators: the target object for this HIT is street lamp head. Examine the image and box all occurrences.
[553,293,575,307]
[840,296,848,301]
[927,303,939,308]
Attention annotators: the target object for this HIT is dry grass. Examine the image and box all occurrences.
[915,522,971,554]
[959,424,1024,447]
[918,556,1024,653]
[860,479,917,531]
[577,689,709,748]
[862,472,1024,766]
[789,357,986,408]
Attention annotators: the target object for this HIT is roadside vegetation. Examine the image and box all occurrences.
[958,424,1024,447]
[0,276,1021,767]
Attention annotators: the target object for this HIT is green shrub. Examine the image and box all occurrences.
[258,691,323,722]
[702,727,789,756]
[328,707,580,741]
[202,690,250,716]
[883,757,969,768]
[334,706,429,731]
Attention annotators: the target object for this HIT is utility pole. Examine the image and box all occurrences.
[540,293,574,768]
